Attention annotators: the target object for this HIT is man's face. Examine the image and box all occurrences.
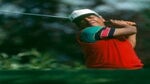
[76,15,106,28]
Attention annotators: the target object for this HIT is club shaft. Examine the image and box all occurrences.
[0,10,69,20]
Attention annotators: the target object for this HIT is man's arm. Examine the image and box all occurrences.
[110,20,137,48]
[79,20,137,48]
[127,34,136,48]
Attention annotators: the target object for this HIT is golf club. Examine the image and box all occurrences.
[0,10,70,21]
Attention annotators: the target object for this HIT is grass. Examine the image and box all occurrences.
[0,68,150,84]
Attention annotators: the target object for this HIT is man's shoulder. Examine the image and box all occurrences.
[79,26,103,43]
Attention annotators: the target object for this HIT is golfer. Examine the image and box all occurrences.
[69,9,143,69]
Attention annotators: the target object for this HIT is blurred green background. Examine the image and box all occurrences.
[0,0,149,70]
[0,0,150,84]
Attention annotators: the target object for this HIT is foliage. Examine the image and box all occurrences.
[0,49,85,70]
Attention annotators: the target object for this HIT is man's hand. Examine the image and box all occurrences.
[111,19,136,25]
[105,19,136,28]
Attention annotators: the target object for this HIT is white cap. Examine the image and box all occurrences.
[69,9,100,22]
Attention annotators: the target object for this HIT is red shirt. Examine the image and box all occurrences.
[77,38,143,69]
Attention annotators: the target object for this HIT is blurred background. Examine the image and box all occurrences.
[0,0,149,70]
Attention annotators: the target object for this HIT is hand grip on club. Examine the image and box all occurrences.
[105,19,136,27]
